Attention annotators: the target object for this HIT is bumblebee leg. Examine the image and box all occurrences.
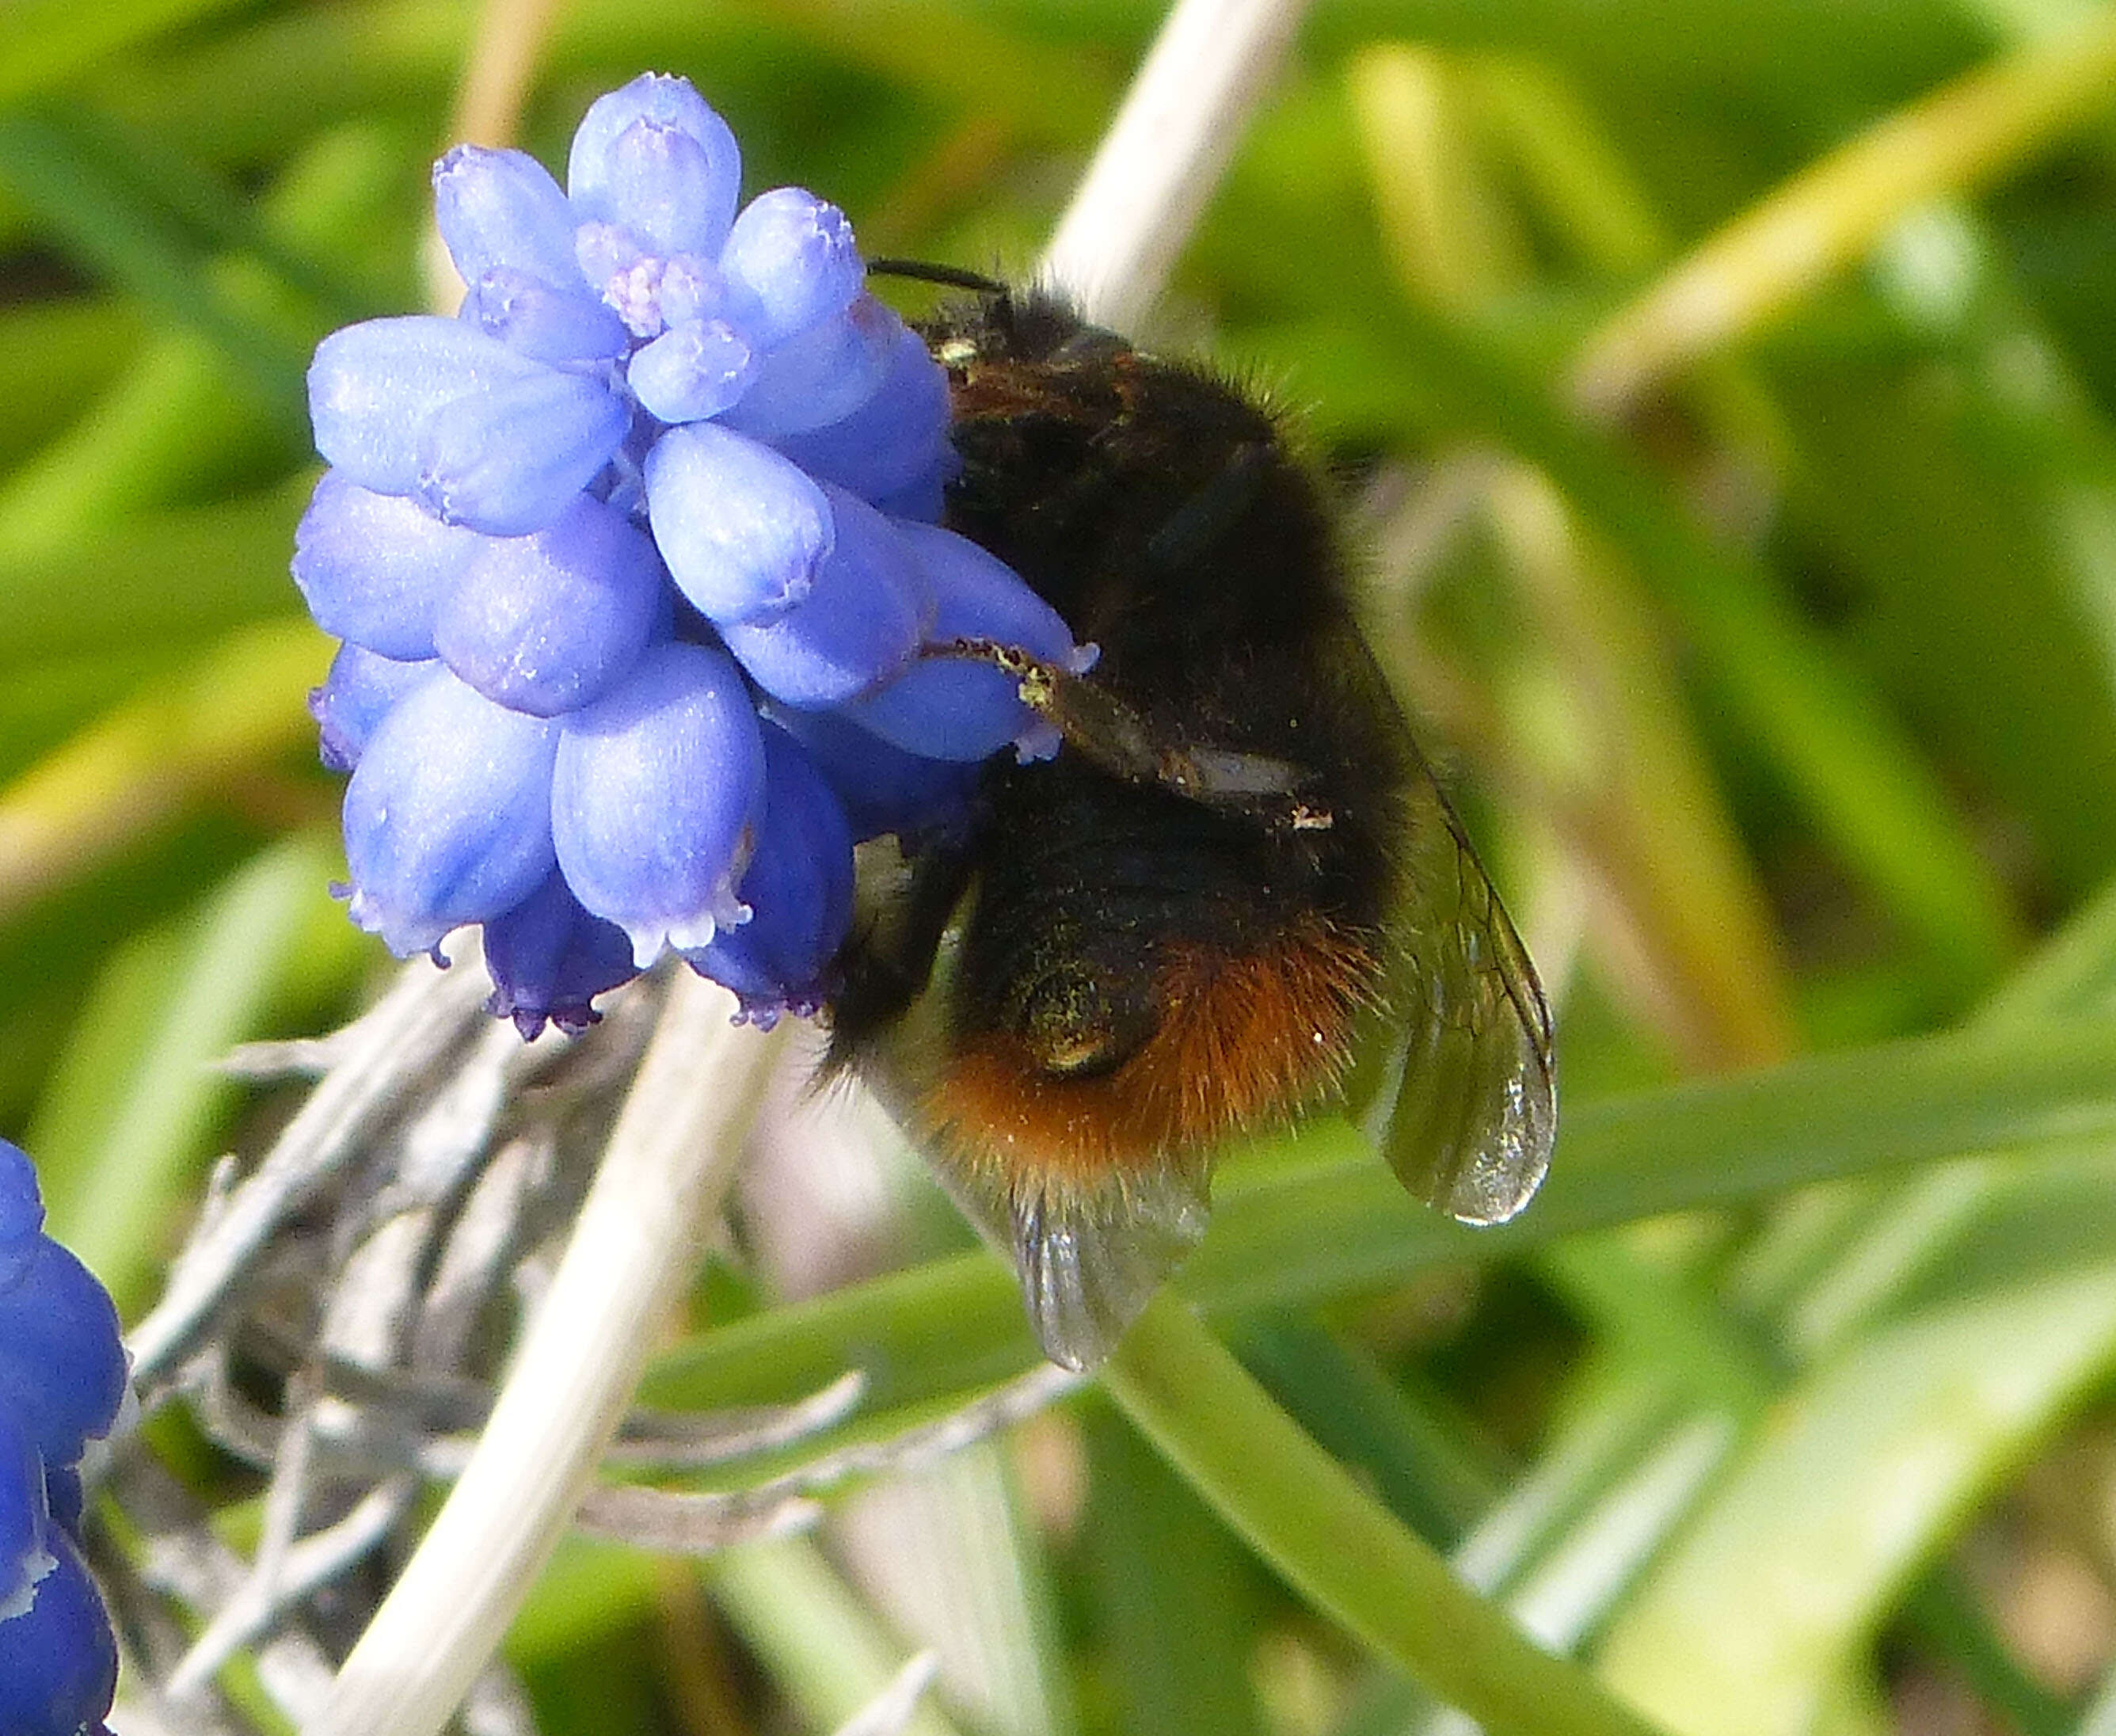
[942,637,1326,831]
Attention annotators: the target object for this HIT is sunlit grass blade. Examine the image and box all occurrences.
[1570,10,2116,414]
[1597,1264,2116,1736]
[708,1536,966,1736]
[0,618,327,921]
[829,1443,1076,1736]
[29,833,348,1309]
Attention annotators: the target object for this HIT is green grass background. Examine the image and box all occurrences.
[11,2,2116,1732]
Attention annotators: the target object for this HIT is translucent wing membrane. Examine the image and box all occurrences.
[936,1155,1211,1371]
[1355,754,1556,1225]
[1013,1171,1211,1370]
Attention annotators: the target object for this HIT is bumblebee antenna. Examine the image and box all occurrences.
[866,259,1009,297]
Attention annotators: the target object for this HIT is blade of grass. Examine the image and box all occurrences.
[1236,1318,1505,1547]
[1102,1294,1671,1736]
[1756,872,2116,1362]
[0,617,329,922]
[51,102,375,322]
[30,832,344,1311]
[0,335,292,558]
[1597,1263,2116,1736]
[641,1009,2116,1426]
[1082,1403,1269,1736]
[1571,10,2116,414]
[1899,1567,2075,1736]
[0,478,310,666]
[1332,1371,1730,1736]
[834,1443,1077,1736]
[708,1536,964,1736]
[0,300,144,472]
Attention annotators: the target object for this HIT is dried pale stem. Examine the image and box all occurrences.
[116,1453,342,1724]
[833,1654,942,1736]
[1039,0,1311,329]
[166,1479,417,1700]
[311,970,786,1736]
[575,1363,1081,1551]
[126,953,493,1395]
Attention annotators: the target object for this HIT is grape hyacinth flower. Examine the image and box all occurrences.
[299,72,1090,1033]
[0,1141,127,1736]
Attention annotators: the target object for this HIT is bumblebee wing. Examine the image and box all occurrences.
[1013,1171,1212,1370]
[1354,755,1555,1226]
[934,1157,1211,1372]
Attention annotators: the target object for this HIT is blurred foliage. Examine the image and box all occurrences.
[15,1,2116,1733]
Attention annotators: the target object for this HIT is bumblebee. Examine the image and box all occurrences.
[831,280,1555,1369]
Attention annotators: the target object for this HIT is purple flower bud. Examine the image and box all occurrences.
[309,315,546,497]
[310,645,440,771]
[771,322,953,509]
[0,1149,125,1474]
[482,869,640,1038]
[845,521,1082,761]
[599,116,734,260]
[686,725,854,1026]
[432,493,664,717]
[717,484,927,708]
[656,253,739,327]
[433,145,581,291]
[0,1414,32,1578]
[42,1466,84,1540]
[628,318,758,424]
[574,221,660,337]
[461,268,630,364]
[645,421,832,621]
[342,671,561,957]
[0,1262,124,1475]
[417,366,629,535]
[0,1151,39,1283]
[0,1433,116,1736]
[720,293,900,440]
[762,703,978,842]
[0,1143,123,1736]
[309,318,629,536]
[292,470,482,660]
[721,188,863,347]
[550,641,767,965]
[569,74,740,255]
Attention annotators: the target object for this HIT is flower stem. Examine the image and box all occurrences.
[1101,1296,1672,1736]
